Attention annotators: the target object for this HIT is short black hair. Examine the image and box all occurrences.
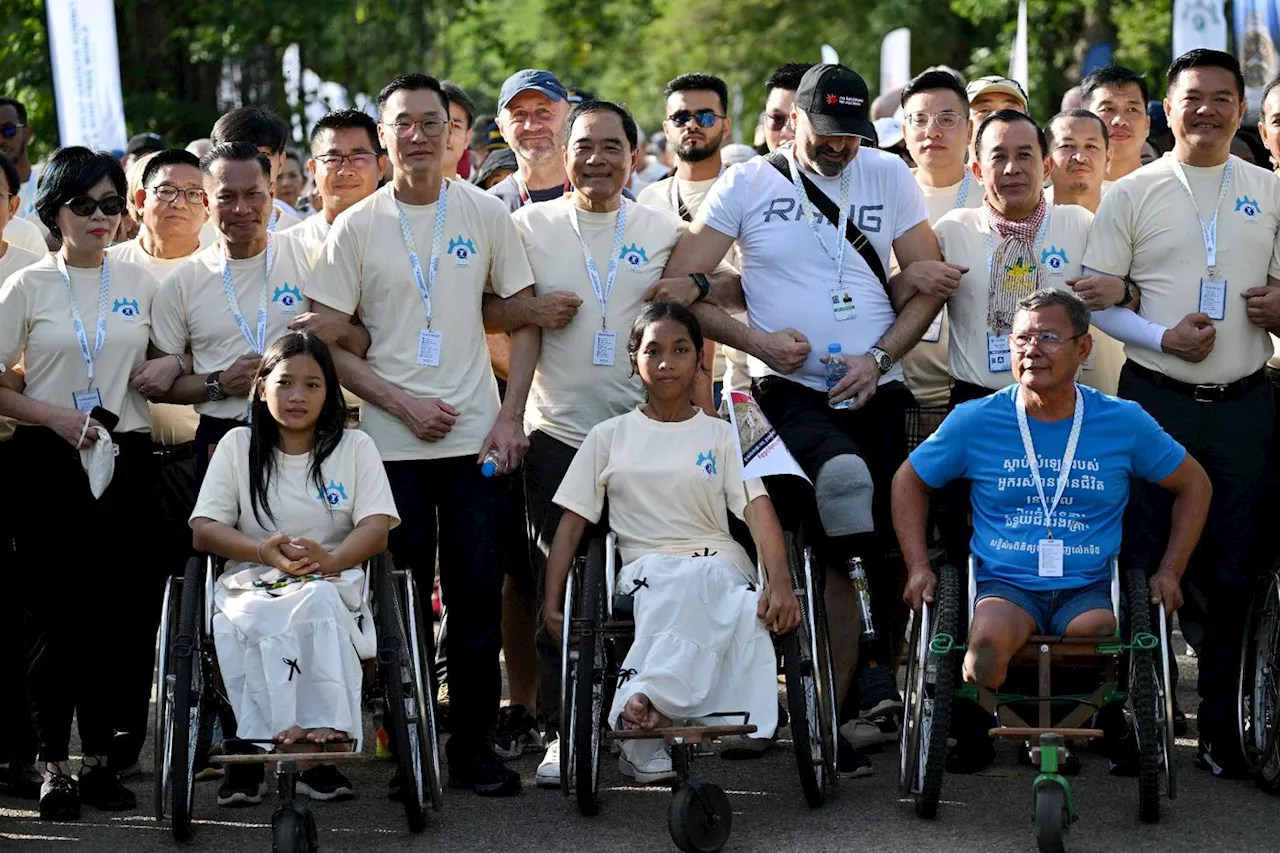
[1262,75,1280,119]
[140,149,202,188]
[900,69,969,110]
[0,151,19,195]
[1167,49,1245,101]
[975,109,1048,157]
[665,73,729,114]
[211,107,290,155]
[766,63,814,94]
[627,301,705,370]
[310,109,382,153]
[200,141,272,178]
[375,73,450,119]
[0,97,27,124]
[283,149,303,169]
[566,99,639,150]
[1080,65,1150,108]
[1045,109,1110,148]
[34,146,128,237]
[441,81,476,130]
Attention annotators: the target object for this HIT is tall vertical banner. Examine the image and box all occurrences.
[1009,0,1029,94]
[1172,0,1228,58]
[1236,0,1280,117]
[46,0,128,151]
[880,28,911,95]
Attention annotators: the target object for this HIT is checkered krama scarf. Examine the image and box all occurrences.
[985,196,1049,336]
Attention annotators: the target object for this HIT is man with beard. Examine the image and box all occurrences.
[1045,109,1111,213]
[638,74,732,219]
[489,70,573,212]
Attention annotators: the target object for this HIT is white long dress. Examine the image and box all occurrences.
[191,428,399,747]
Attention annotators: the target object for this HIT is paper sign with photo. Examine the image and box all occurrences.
[726,390,810,483]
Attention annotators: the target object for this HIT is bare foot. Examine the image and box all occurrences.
[307,728,351,752]
[621,693,673,731]
[275,725,307,746]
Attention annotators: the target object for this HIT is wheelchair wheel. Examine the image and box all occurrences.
[1239,568,1280,793]
[1034,783,1068,853]
[572,537,608,817]
[169,557,218,842]
[559,564,577,796]
[271,802,319,853]
[153,573,181,822]
[668,780,732,853]
[403,564,444,812]
[1124,565,1162,823]
[915,562,960,819]
[898,600,925,796]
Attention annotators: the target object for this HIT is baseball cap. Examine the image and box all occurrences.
[965,75,1029,110]
[470,118,506,152]
[126,132,165,156]
[498,69,568,112]
[794,64,876,140]
[874,117,904,149]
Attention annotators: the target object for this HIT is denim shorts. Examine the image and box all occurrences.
[974,578,1114,636]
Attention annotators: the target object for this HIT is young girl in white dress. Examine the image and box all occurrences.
[543,302,802,783]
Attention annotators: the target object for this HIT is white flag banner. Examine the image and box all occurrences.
[1010,0,1029,94]
[46,0,128,151]
[1173,0,1229,57]
[880,28,911,94]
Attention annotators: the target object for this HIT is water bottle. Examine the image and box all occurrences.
[480,448,501,477]
[825,343,853,410]
[847,557,876,641]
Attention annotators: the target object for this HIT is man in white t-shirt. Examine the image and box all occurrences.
[1081,65,1152,184]
[301,74,538,797]
[1078,49,1280,778]
[1045,109,1111,213]
[283,110,387,255]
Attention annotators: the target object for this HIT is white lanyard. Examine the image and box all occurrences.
[516,176,571,207]
[954,172,973,209]
[56,255,110,387]
[395,179,449,328]
[267,206,279,233]
[982,205,1052,274]
[569,201,628,329]
[1169,157,1233,277]
[1015,385,1084,539]
[788,154,851,291]
[220,235,276,354]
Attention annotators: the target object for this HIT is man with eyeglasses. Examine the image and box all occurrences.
[111,149,208,275]
[760,63,814,153]
[1045,109,1111,213]
[1081,65,1151,184]
[283,110,387,254]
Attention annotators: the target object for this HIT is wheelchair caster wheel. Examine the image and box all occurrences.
[1034,784,1068,853]
[667,780,732,853]
[272,802,319,853]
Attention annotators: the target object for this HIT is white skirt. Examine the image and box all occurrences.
[213,568,375,748]
[607,553,777,740]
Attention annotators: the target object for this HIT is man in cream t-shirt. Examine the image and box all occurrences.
[1044,109,1112,212]
[302,74,538,797]
[198,107,302,246]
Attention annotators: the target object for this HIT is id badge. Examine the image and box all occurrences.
[1199,277,1227,321]
[417,329,443,367]
[830,285,856,321]
[1037,538,1064,578]
[72,388,104,414]
[922,308,944,344]
[987,333,1012,373]
[593,329,616,366]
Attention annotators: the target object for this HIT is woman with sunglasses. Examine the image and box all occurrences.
[0,146,163,820]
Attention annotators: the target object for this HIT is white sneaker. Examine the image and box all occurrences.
[535,738,560,789]
[617,743,676,785]
[840,718,889,751]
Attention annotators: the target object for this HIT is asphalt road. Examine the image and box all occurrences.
[3,639,1279,852]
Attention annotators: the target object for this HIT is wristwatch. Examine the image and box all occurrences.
[205,370,227,402]
[689,272,711,302]
[1114,277,1134,308]
[867,346,894,375]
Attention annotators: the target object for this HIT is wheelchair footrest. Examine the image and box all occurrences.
[213,752,367,765]
[606,724,757,746]
[989,727,1103,741]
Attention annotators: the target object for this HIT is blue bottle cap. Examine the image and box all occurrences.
[828,343,842,353]
[481,460,498,477]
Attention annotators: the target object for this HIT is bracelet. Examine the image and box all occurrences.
[172,353,186,376]
[257,541,266,564]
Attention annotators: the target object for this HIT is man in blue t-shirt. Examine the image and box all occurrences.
[891,288,1210,770]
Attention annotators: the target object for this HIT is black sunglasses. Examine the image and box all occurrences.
[0,123,25,140]
[65,195,127,217]
[668,109,725,128]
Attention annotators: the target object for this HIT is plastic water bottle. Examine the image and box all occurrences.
[480,448,501,477]
[847,557,876,641]
[825,343,853,410]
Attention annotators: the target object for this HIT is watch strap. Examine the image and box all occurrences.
[689,272,711,302]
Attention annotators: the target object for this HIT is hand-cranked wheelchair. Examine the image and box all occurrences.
[1239,558,1280,793]
[558,529,838,853]
[900,556,1177,853]
[152,551,442,850]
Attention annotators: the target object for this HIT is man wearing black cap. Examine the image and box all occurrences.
[124,132,165,168]
[657,63,952,776]
[489,69,573,212]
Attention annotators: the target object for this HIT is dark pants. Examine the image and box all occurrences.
[0,440,36,766]
[1118,363,1273,740]
[13,428,164,762]
[384,455,506,754]
[195,415,244,481]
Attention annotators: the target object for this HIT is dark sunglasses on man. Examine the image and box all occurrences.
[64,195,127,217]
[0,123,26,140]
[668,109,725,129]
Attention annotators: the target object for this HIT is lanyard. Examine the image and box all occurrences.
[1015,385,1084,539]
[982,205,1052,274]
[395,179,449,328]
[56,255,110,387]
[1169,157,1233,277]
[569,200,628,329]
[954,172,973,209]
[267,206,279,233]
[517,177,572,207]
[788,153,851,291]
[220,235,276,354]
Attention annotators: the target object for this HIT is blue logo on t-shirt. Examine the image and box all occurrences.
[620,243,649,270]
[696,451,717,479]
[316,480,349,507]
[1040,246,1068,274]
[112,298,141,320]
[272,284,302,313]
[1235,196,1261,220]
[448,236,477,266]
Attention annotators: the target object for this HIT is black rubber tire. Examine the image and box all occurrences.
[153,574,180,821]
[782,532,826,808]
[574,538,607,817]
[169,557,204,842]
[374,554,428,833]
[1125,565,1161,824]
[916,562,959,820]
[1034,784,1067,853]
[404,568,444,813]
[667,782,733,853]
[1240,571,1280,794]
[898,603,924,796]
[271,804,318,853]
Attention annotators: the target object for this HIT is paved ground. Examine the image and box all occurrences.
[3,639,1279,852]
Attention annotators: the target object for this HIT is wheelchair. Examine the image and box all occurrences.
[1239,558,1280,793]
[900,556,1177,853]
[558,530,838,853]
[152,551,443,849]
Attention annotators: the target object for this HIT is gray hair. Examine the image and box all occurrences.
[1017,288,1091,336]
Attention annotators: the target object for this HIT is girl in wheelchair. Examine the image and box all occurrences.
[191,332,398,804]
[544,302,801,782]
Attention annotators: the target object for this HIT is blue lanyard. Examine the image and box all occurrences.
[220,235,275,354]
[569,200,628,329]
[395,180,449,328]
[955,172,973,209]
[56,255,111,387]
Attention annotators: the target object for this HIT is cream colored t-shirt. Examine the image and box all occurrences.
[304,182,534,461]
[283,213,332,263]
[636,176,719,221]
[0,255,158,433]
[935,203,1124,394]
[199,202,303,248]
[151,231,315,420]
[0,243,43,441]
[192,427,400,577]
[1084,154,1280,384]
[5,216,47,256]
[554,408,767,581]
[515,197,681,448]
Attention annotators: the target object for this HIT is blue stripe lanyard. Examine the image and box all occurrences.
[221,235,276,354]
[395,180,449,329]
[569,200,628,329]
[56,255,111,388]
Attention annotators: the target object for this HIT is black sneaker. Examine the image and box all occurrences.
[449,747,521,796]
[1196,738,1253,780]
[946,736,996,774]
[1173,702,1189,738]
[836,739,874,778]
[0,762,42,800]
[858,664,904,721]
[297,764,355,802]
[77,766,135,811]
[217,763,266,807]
[39,773,79,821]
[493,705,543,760]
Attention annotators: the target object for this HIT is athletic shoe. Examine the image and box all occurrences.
[116,761,143,780]
[494,705,544,760]
[836,739,874,778]
[839,718,889,751]
[719,734,771,759]
[858,664,904,721]
[535,738,561,789]
[946,736,995,774]
[448,746,521,796]
[0,762,42,800]
[618,747,676,784]
[217,764,266,807]
[297,764,355,801]
[1197,738,1253,780]
[39,773,80,820]
[1173,703,1189,738]
[77,767,136,811]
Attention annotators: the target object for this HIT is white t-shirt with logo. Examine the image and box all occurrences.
[5,216,47,256]
[0,243,44,440]
[699,147,926,392]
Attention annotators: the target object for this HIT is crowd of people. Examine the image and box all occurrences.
[0,44,1276,825]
